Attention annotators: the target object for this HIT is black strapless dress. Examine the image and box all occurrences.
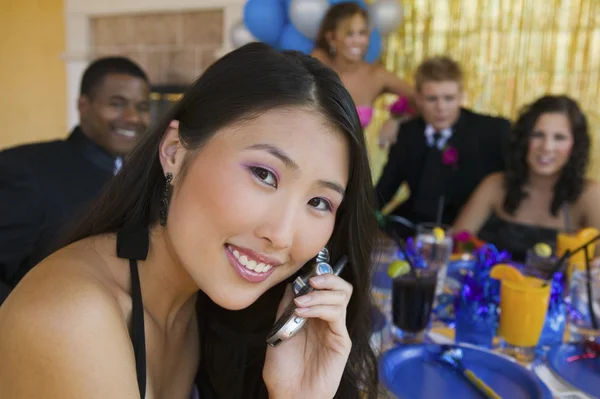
[478,213,559,262]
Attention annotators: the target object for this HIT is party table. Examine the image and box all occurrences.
[372,309,598,398]
[372,236,599,399]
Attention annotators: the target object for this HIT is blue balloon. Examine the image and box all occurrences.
[266,0,292,51]
[364,29,382,63]
[278,24,314,54]
[328,0,368,9]
[282,0,293,23]
[244,0,286,46]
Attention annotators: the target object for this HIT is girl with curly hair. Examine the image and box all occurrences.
[453,95,600,261]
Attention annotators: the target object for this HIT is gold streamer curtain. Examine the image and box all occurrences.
[367,0,600,183]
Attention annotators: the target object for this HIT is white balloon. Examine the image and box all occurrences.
[369,0,404,36]
[289,0,329,40]
[230,20,256,48]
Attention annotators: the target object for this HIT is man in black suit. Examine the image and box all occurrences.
[376,56,509,237]
[0,57,151,302]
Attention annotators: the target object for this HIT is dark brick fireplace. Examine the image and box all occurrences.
[90,9,223,120]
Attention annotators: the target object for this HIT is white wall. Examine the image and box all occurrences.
[63,0,245,129]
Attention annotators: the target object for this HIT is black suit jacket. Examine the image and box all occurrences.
[376,108,509,236]
[0,127,117,302]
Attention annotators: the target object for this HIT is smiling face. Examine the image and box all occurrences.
[526,112,574,177]
[78,73,151,157]
[163,108,349,310]
[328,13,369,63]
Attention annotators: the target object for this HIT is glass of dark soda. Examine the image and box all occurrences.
[391,267,439,343]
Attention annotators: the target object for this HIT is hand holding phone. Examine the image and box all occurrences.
[266,255,347,347]
[263,254,353,399]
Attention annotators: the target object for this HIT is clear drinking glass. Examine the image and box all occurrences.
[371,232,397,320]
[415,223,453,298]
[524,249,558,280]
[566,263,600,341]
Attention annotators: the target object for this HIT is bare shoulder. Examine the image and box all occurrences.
[370,62,390,79]
[371,61,388,74]
[480,172,505,193]
[581,179,600,198]
[476,172,506,209]
[573,179,600,228]
[576,178,600,209]
[4,236,129,311]
[0,241,139,398]
[360,62,387,88]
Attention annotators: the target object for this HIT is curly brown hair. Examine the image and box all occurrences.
[503,95,590,216]
[315,2,368,55]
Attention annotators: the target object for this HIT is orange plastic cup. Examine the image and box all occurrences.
[557,228,598,277]
[498,276,551,347]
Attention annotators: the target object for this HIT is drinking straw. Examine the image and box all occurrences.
[543,233,600,286]
[584,248,598,329]
[569,234,600,257]
[383,226,417,277]
[543,250,570,288]
[436,195,445,226]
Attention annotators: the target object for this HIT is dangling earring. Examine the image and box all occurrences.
[160,172,173,226]
[329,45,336,57]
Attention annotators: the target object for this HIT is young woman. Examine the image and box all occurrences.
[454,95,600,261]
[311,2,416,147]
[0,43,379,399]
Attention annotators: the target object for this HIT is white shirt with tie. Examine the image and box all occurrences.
[425,124,452,150]
[114,157,123,176]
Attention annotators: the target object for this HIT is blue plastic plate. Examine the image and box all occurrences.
[380,344,552,399]
[547,343,600,398]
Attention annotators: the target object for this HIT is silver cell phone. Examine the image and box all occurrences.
[266,254,348,347]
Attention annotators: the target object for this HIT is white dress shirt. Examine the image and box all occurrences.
[425,124,452,150]
[114,157,123,175]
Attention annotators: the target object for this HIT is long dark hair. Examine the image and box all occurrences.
[64,43,378,399]
[504,95,590,216]
[315,2,368,55]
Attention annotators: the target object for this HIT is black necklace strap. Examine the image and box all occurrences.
[117,226,149,398]
[117,226,149,261]
[130,258,147,398]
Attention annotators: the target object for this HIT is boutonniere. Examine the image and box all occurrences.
[442,145,459,169]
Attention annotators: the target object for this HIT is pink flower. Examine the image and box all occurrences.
[389,97,415,116]
[454,230,472,242]
[389,97,409,115]
[442,146,459,166]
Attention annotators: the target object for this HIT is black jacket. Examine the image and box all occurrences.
[0,127,117,302]
[376,108,510,236]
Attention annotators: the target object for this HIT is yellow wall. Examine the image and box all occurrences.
[0,0,66,150]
